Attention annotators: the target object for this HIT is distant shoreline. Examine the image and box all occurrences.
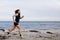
[0,21,59,22]
[0,21,60,22]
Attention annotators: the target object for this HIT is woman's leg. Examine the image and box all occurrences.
[9,26,16,32]
[16,25,22,34]
[16,25,22,37]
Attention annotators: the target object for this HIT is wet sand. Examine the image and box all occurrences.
[0,29,60,40]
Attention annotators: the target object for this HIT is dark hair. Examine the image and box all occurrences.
[15,9,20,14]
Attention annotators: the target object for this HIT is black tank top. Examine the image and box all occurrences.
[15,14,20,23]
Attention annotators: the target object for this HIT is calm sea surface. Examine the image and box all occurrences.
[0,21,60,30]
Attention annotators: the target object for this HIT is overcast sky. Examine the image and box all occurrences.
[0,0,60,21]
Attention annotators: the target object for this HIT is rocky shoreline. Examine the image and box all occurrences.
[0,29,60,40]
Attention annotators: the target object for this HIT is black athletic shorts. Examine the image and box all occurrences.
[14,22,19,26]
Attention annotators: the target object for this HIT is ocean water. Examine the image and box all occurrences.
[0,21,60,30]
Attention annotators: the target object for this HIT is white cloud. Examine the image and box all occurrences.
[21,16,60,21]
[0,0,60,21]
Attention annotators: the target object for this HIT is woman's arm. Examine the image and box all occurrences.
[12,16,15,22]
[13,14,18,22]
[20,11,24,19]
[20,16,24,19]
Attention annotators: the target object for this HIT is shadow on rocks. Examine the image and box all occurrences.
[29,30,39,33]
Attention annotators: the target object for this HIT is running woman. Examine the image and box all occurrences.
[8,9,24,38]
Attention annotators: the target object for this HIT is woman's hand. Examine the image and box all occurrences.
[20,16,24,19]
[22,16,24,18]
